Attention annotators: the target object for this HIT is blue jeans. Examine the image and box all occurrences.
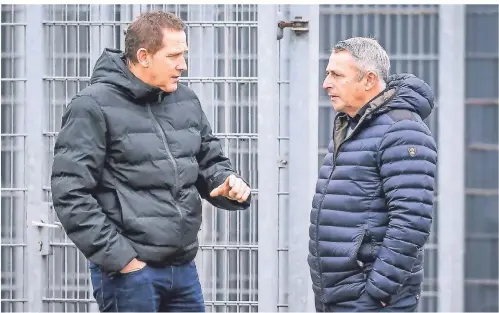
[89,260,205,312]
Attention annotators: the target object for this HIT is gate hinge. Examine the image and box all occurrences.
[278,17,309,33]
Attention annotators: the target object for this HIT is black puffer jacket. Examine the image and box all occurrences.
[51,48,250,273]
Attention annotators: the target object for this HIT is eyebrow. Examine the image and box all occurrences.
[166,49,188,56]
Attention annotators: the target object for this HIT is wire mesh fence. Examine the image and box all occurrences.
[1,4,28,312]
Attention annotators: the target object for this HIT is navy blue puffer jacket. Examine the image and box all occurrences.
[309,74,437,306]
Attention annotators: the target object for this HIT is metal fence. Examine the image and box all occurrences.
[1,4,498,313]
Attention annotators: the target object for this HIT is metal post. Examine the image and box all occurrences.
[287,4,319,312]
[89,8,114,311]
[119,5,130,47]
[277,4,290,311]
[0,2,2,304]
[257,4,279,312]
[132,5,141,20]
[90,5,114,71]
[10,4,28,311]
[15,5,27,311]
[437,4,465,312]
[187,5,216,304]
[25,4,46,312]
[89,7,106,310]
[187,5,216,129]
[118,3,141,48]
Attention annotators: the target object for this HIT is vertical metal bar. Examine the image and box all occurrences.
[63,6,71,311]
[0,4,3,309]
[223,5,232,136]
[437,4,465,312]
[287,4,319,313]
[119,5,129,48]
[187,5,217,305]
[257,4,279,312]
[25,4,46,312]
[132,5,141,21]
[421,6,439,312]
[89,6,113,311]
[47,6,55,311]
[87,6,105,312]
[277,5,290,311]
[16,5,27,312]
[90,5,113,70]
[101,5,114,58]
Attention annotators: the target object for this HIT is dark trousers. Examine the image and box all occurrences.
[89,260,205,312]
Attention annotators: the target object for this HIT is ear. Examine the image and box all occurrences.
[136,48,150,68]
[364,72,378,91]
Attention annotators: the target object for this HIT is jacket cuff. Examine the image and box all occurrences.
[99,244,138,274]
[210,171,251,190]
[209,171,252,208]
[210,171,232,189]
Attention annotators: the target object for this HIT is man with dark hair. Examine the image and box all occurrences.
[51,10,251,312]
[309,37,437,312]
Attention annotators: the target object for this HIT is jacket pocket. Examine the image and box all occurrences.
[352,225,368,270]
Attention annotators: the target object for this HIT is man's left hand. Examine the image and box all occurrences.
[209,174,251,203]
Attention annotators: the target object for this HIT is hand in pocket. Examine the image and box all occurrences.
[120,258,146,274]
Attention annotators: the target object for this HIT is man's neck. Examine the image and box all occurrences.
[128,62,153,86]
[349,87,385,117]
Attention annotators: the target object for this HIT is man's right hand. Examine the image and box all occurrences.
[120,258,146,274]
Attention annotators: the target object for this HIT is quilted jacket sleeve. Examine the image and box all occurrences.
[365,119,437,303]
[51,95,138,273]
[194,100,251,211]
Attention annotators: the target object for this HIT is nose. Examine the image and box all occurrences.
[177,55,187,71]
[323,76,332,90]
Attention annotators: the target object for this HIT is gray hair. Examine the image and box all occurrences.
[333,37,390,87]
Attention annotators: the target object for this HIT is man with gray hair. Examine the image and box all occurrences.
[308,37,437,312]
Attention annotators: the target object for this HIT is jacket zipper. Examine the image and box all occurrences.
[314,112,371,300]
[316,112,371,214]
[146,104,183,219]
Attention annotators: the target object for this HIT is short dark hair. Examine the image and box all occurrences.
[124,11,185,63]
